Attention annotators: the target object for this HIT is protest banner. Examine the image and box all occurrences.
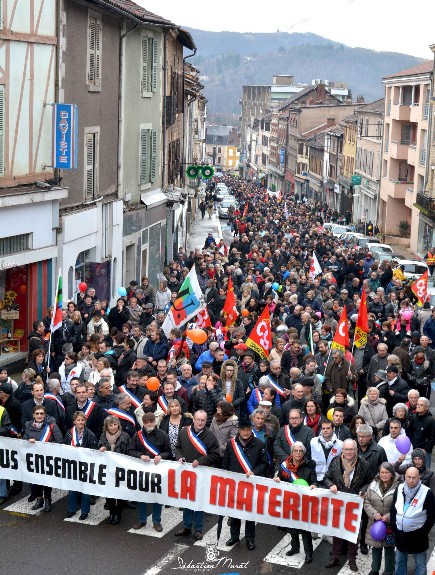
[0,438,362,542]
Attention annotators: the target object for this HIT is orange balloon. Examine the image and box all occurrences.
[225,393,233,403]
[186,328,208,344]
[241,309,250,317]
[146,377,161,391]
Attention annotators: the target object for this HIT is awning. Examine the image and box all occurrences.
[140,190,167,208]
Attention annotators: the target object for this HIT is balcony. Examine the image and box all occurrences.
[410,104,421,123]
[382,178,409,199]
[390,105,410,122]
[415,191,435,218]
[389,141,409,160]
[407,145,418,166]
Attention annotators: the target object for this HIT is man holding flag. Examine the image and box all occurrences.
[222,276,239,327]
[411,269,429,307]
[325,307,356,394]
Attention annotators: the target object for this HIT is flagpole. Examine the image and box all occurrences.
[309,322,314,355]
[46,268,61,372]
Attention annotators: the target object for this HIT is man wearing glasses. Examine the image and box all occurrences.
[323,438,374,572]
[273,408,314,463]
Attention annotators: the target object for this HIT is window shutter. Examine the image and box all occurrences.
[151,39,158,92]
[141,36,149,92]
[95,18,102,85]
[85,133,95,199]
[94,130,99,195]
[140,128,149,184]
[88,17,96,82]
[0,86,4,176]
[150,129,157,182]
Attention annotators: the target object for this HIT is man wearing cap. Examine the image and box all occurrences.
[366,343,389,387]
[385,365,409,416]
[233,342,249,362]
[139,302,155,330]
[128,412,172,531]
[195,341,219,373]
[175,410,221,540]
[222,417,269,550]
[258,400,280,434]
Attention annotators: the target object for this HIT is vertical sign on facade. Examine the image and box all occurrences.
[52,104,78,169]
[279,148,285,167]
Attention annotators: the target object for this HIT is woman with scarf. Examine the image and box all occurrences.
[134,390,160,428]
[304,399,323,437]
[381,403,411,437]
[329,388,356,425]
[274,441,317,563]
[23,405,63,512]
[363,462,400,575]
[219,359,245,418]
[27,349,50,380]
[159,399,192,459]
[99,415,130,524]
[210,400,239,457]
[64,411,98,520]
[59,352,83,395]
[358,387,388,439]
[395,447,435,492]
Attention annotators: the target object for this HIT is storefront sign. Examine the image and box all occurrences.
[0,438,363,543]
[0,310,19,320]
[52,104,78,169]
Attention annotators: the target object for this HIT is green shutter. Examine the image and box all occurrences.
[0,85,4,176]
[152,39,158,92]
[150,129,157,182]
[141,36,149,92]
[140,128,149,184]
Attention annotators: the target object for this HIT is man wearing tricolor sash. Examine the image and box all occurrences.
[273,408,314,464]
[128,412,172,532]
[105,394,138,438]
[65,384,104,438]
[175,410,221,540]
[21,380,64,434]
[222,417,269,551]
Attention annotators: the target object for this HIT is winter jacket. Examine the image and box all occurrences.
[209,414,239,457]
[385,376,409,416]
[128,427,172,460]
[329,396,356,425]
[408,410,435,453]
[222,434,269,477]
[277,456,317,486]
[114,350,137,386]
[367,354,389,387]
[190,386,224,426]
[357,440,388,477]
[13,382,34,404]
[408,359,432,391]
[273,423,314,463]
[108,307,130,331]
[323,454,374,495]
[324,360,356,393]
[21,398,64,433]
[65,400,104,438]
[423,316,435,342]
[358,397,388,433]
[27,331,45,361]
[22,415,63,443]
[363,475,401,548]
[175,425,221,467]
[142,339,169,363]
[63,426,98,449]
[219,360,245,417]
[155,288,171,311]
[98,430,130,454]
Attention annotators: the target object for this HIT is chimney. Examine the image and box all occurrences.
[327,118,335,127]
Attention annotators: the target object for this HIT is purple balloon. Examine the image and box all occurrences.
[395,435,411,455]
[370,520,387,541]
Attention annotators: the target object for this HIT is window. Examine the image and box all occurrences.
[141,35,158,96]
[0,85,4,176]
[87,13,102,89]
[84,128,99,200]
[140,127,157,186]
[0,233,31,256]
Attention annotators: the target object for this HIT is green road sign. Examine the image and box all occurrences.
[351,174,362,185]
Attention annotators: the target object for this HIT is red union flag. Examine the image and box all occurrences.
[354,290,369,348]
[331,306,349,352]
[223,276,239,327]
[411,270,428,307]
[246,305,272,359]
[196,307,211,329]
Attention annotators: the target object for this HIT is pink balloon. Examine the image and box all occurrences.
[220,341,225,349]
[401,310,413,321]
[395,435,411,455]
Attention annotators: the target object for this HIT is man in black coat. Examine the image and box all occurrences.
[323,438,374,571]
[128,412,172,531]
[21,380,64,432]
[222,418,269,551]
[65,384,104,437]
[384,365,409,416]
[0,381,22,434]
[114,339,137,386]
[274,408,314,462]
[407,397,435,467]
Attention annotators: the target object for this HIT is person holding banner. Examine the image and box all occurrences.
[64,411,98,520]
[323,438,374,571]
[23,405,63,512]
[274,441,317,563]
[128,412,172,531]
[175,410,221,540]
[222,417,269,551]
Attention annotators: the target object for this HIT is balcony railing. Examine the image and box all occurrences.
[416,191,435,217]
[424,103,429,119]
[420,148,427,166]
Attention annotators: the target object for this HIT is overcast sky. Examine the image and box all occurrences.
[144,0,434,59]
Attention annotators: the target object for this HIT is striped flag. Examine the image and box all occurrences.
[50,271,63,333]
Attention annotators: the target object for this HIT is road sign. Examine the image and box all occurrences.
[351,174,362,185]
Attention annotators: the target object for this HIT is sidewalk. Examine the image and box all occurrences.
[186,209,232,252]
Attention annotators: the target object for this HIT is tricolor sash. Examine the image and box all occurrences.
[266,374,287,398]
[284,425,296,448]
[280,461,299,482]
[254,388,263,403]
[10,426,19,437]
[118,385,141,409]
[105,407,136,427]
[186,426,208,456]
[44,393,66,411]
[231,438,252,474]
[39,424,52,442]
[137,431,160,457]
[157,395,168,414]
[70,426,81,447]
[82,400,96,418]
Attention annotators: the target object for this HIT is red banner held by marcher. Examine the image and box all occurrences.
[331,306,349,352]
[246,305,272,359]
[411,269,428,307]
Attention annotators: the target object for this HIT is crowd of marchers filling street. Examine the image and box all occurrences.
[1,173,435,575]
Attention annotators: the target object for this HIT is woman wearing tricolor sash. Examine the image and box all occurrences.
[274,441,317,564]
[23,405,63,513]
[64,411,98,521]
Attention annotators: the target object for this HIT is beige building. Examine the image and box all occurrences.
[381,61,432,251]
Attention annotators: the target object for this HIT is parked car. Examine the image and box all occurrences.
[218,199,239,219]
[368,243,393,254]
[330,224,352,237]
[216,188,230,202]
[339,232,366,244]
[356,236,383,248]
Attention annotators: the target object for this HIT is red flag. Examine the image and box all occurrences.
[411,270,428,307]
[331,306,349,352]
[243,202,249,218]
[222,276,239,327]
[196,307,211,328]
[354,290,369,348]
[246,305,272,359]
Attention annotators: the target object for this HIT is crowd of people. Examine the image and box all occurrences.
[0,174,434,573]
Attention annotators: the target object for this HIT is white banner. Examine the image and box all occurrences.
[0,438,362,542]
